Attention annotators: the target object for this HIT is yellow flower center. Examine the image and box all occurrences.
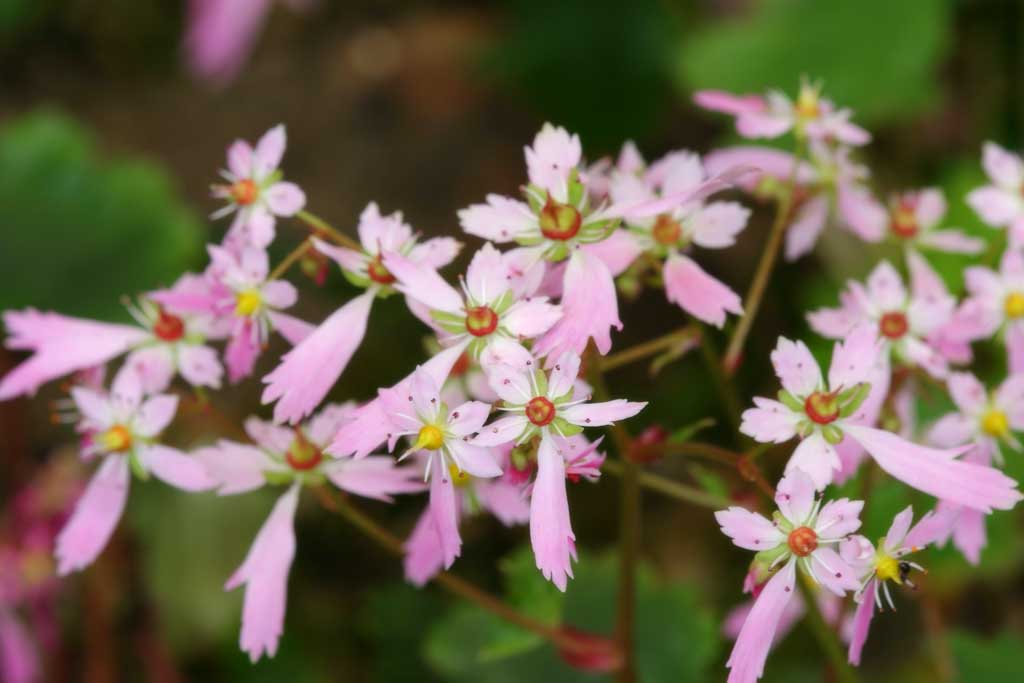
[99,425,133,453]
[415,425,445,451]
[235,288,263,316]
[448,463,472,487]
[875,553,901,583]
[981,409,1010,438]
[795,84,820,119]
[1005,292,1024,319]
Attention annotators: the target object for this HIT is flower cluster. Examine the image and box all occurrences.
[1,77,1022,679]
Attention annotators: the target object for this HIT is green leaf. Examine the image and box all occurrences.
[949,630,1024,681]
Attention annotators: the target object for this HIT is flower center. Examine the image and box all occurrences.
[651,214,682,246]
[235,289,263,317]
[465,306,499,337]
[875,554,900,582]
[285,430,323,471]
[99,425,133,453]
[230,179,259,206]
[1005,292,1024,319]
[367,256,396,285]
[795,86,820,120]
[787,526,818,557]
[879,311,909,339]
[539,198,582,241]
[804,391,840,425]
[981,409,1010,438]
[525,396,556,427]
[152,309,186,342]
[890,203,918,239]
[415,425,445,451]
[448,463,472,488]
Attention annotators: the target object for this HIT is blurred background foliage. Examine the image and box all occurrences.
[2,0,1024,681]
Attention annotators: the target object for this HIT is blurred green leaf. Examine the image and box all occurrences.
[949,630,1024,682]
[678,0,951,124]
[0,111,203,321]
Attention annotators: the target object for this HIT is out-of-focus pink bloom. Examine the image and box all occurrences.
[705,143,886,261]
[694,79,870,146]
[966,142,1024,248]
[716,470,863,683]
[469,351,643,589]
[606,149,749,327]
[196,403,423,661]
[741,328,1022,511]
[722,575,843,652]
[262,203,460,424]
[807,258,956,379]
[841,506,945,665]
[928,372,1024,462]
[210,125,305,248]
[884,188,984,255]
[55,367,214,575]
[384,243,561,369]
[952,248,1024,372]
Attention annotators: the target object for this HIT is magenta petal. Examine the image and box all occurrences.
[726,560,797,683]
[55,457,130,575]
[847,580,876,665]
[534,249,621,359]
[428,457,462,571]
[403,506,446,586]
[0,610,38,683]
[262,290,374,424]
[225,320,261,383]
[530,436,575,591]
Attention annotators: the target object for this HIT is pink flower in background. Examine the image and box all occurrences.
[705,143,887,261]
[928,372,1024,463]
[196,403,423,661]
[470,351,644,589]
[210,125,305,248]
[883,188,984,255]
[722,578,843,655]
[56,367,214,575]
[741,327,1022,511]
[807,258,957,379]
[966,142,1024,248]
[694,79,869,146]
[262,203,461,423]
[716,470,863,683]
[952,248,1024,373]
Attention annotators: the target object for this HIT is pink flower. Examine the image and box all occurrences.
[383,242,562,369]
[841,506,946,665]
[716,469,863,683]
[0,607,37,683]
[470,351,644,589]
[694,79,869,146]
[205,245,298,383]
[261,203,461,423]
[884,188,984,255]
[928,372,1024,462]
[606,150,749,326]
[952,248,1024,372]
[807,258,956,379]
[211,125,306,248]
[196,403,423,661]
[55,367,214,575]
[741,328,1022,511]
[966,142,1024,248]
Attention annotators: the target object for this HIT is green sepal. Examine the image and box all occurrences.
[566,169,586,207]
[341,269,371,290]
[491,289,515,315]
[778,389,804,412]
[752,543,789,576]
[524,184,547,214]
[839,382,871,418]
[264,470,295,486]
[515,234,545,247]
[551,417,583,437]
[299,471,327,488]
[771,510,793,533]
[532,368,548,396]
[543,242,569,263]
[128,451,149,481]
[822,424,844,445]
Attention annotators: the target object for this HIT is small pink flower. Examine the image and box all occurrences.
[196,403,423,661]
[928,372,1024,462]
[55,367,213,575]
[741,328,1022,511]
[952,248,1024,372]
[884,188,984,255]
[211,125,306,249]
[716,469,863,683]
[695,79,870,146]
[807,258,956,379]
[966,142,1024,248]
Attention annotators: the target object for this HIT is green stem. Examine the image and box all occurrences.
[602,460,733,509]
[268,237,312,281]
[297,209,363,251]
[698,329,743,433]
[600,324,699,373]
[797,576,859,683]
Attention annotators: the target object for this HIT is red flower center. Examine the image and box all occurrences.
[890,202,918,239]
[285,430,323,471]
[152,310,185,342]
[230,179,259,206]
[879,311,908,339]
[804,391,840,425]
[525,396,556,427]
[787,526,818,557]
[465,306,499,337]
[367,256,396,285]
[539,198,582,241]
[652,214,682,246]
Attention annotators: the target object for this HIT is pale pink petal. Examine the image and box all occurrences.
[740,397,799,443]
[714,507,784,551]
[409,236,462,269]
[141,444,216,492]
[996,374,1024,427]
[184,0,272,86]
[693,90,766,116]
[324,457,424,501]
[253,124,286,177]
[827,324,881,390]
[447,440,504,478]
[951,507,987,565]
[982,141,1024,187]
[195,441,278,495]
[55,457,130,575]
[865,261,907,311]
[967,187,1021,226]
[403,506,447,586]
[561,400,646,427]
[847,580,876,665]
[70,386,111,426]
[244,208,276,249]
[502,298,562,338]
[134,394,179,438]
[226,484,299,663]
[784,195,829,261]
[262,290,375,423]
[725,559,796,683]
[470,415,530,447]
[736,112,792,138]
[111,366,144,412]
[657,151,705,197]
[784,432,839,490]
[815,498,864,540]
[122,346,176,395]
[177,343,224,389]
[476,479,531,526]
[226,140,254,178]
[525,123,582,194]
[530,436,575,591]
[771,337,822,397]
[918,230,985,254]
[260,280,297,310]
[883,506,915,550]
[382,252,463,314]
[837,183,886,242]
[926,413,976,448]
[225,319,260,383]
[458,194,536,242]
[1008,324,1024,375]
[465,242,508,304]
[428,457,462,570]
[479,337,535,371]
[845,424,1021,512]
[447,400,492,437]
[581,230,643,277]
[809,546,861,596]
[947,371,987,414]
[534,249,621,358]
[547,351,581,399]
[663,253,742,328]
[264,181,305,217]
[774,469,817,524]
[311,237,365,274]
[704,146,814,191]
[806,303,859,339]
[692,201,751,249]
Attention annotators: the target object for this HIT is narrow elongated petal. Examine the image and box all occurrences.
[226,485,299,663]
[784,195,829,261]
[403,506,446,586]
[323,457,425,501]
[581,230,643,277]
[884,506,915,550]
[428,457,462,571]
[0,611,37,683]
[225,320,261,383]
[196,441,279,495]
[267,311,315,346]
[141,445,216,492]
[55,457,130,575]
[476,479,531,526]
[663,253,742,328]
[534,250,621,359]
[846,424,1022,512]
[531,436,575,591]
[926,413,975,448]
[847,580,877,665]
[726,560,797,683]
[253,124,286,176]
[561,400,646,427]
[715,507,785,551]
[383,253,463,314]
[262,290,375,423]
[470,415,530,447]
